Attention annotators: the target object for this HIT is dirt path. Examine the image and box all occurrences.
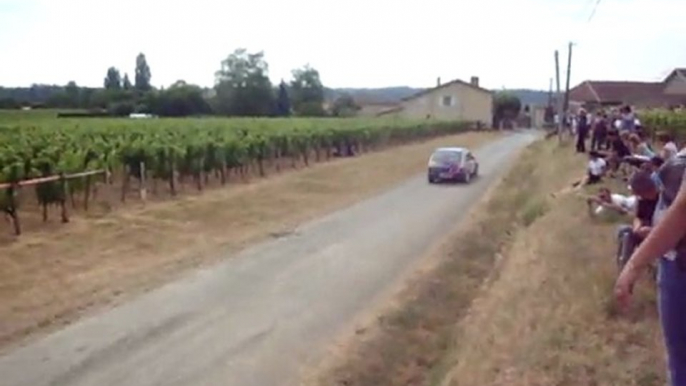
[0,132,537,386]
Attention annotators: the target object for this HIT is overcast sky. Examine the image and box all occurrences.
[0,0,684,90]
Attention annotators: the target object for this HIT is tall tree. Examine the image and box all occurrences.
[135,53,152,91]
[104,67,122,90]
[331,93,360,117]
[290,65,325,116]
[122,74,132,90]
[493,91,522,128]
[64,81,80,108]
[276,81,291,116]
[214,48,274,116]
[148,80,212,117]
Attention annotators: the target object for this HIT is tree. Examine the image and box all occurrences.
[331,93,360,117]
[275,81,291,116]
[290,65,325,116]
[65,81,79,108]
[104,67,122,90]
[493,91,522,128]
[123,74,132,90]
[0,97,19,109]
[135,53,152,91]
[214,48,275,116]
[148,80,212,117]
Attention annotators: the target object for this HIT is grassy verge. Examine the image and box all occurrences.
[441,142,664,386]
[309,138,581,386]
[0,131,498,352]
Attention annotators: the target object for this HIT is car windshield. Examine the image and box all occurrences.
[430,150,462,164]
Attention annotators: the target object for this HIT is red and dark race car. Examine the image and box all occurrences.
[427,147,479,184]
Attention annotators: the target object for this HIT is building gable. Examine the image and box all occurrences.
[663,69,686,95]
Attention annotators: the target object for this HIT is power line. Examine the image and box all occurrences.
[587,0,602,22]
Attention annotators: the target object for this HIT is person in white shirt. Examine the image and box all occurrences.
[587,151,607,184]
[659,132,679,161]
[587,187,637,216]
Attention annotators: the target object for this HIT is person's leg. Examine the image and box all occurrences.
[658,258,686,385]
[576,134,582,152]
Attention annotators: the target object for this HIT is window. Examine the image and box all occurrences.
[430,150,462,164]
[441,96,453,107]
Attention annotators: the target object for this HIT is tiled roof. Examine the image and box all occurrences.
[401,79,492,102]
[569,80,686,107]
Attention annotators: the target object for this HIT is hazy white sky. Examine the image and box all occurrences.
[0,0,684,90]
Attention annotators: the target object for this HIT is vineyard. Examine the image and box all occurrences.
[0,114,473,236]
[641,109,686,136]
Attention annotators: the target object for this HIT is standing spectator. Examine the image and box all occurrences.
[659,132,679,161]
[615,154,686,385]
[616,172,660,269]
[642,156,666,190]
[621,105,637,132]
[576,110,590,153]
[592,112,609,151]
[628,133,656,159]
[606,130,632,177]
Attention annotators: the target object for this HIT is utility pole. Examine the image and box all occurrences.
[563,42,573,119]
[548,78,553,106]
[555,50,563,141]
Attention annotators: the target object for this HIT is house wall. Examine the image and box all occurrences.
[396,82,493,124]
[531,106,547,128]
[664,73,686,95]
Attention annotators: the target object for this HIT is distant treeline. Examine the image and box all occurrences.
[0,50,360,118]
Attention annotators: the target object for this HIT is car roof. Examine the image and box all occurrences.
[433,147,469,153]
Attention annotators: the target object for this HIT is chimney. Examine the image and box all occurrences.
[470,76,479,87]
[437,77,441,87]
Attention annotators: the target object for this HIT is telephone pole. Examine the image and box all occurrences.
[563,42,573,118]
[555,50,563,141]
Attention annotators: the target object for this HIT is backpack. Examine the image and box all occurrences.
[657,154,686,267]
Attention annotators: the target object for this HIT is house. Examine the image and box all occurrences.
[569,68,686,109]
[378,77,493,124]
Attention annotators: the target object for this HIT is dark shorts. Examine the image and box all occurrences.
[587,173,602,184]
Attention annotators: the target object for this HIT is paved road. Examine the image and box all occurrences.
[0,131,538,386]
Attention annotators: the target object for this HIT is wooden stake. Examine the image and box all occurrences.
[60,173,69,223]
[139,161,147,201]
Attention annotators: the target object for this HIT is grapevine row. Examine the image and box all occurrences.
[640,109,686,137]
[0,117,473,235]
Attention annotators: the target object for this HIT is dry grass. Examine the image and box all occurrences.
[0,131,499,352]
[309,138,663,386]
[441,142,664,386]
[307,138,579,386]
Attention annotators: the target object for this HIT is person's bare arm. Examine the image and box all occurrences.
[602,202,628,214]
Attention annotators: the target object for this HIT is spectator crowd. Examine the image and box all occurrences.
[577,105,686,386]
